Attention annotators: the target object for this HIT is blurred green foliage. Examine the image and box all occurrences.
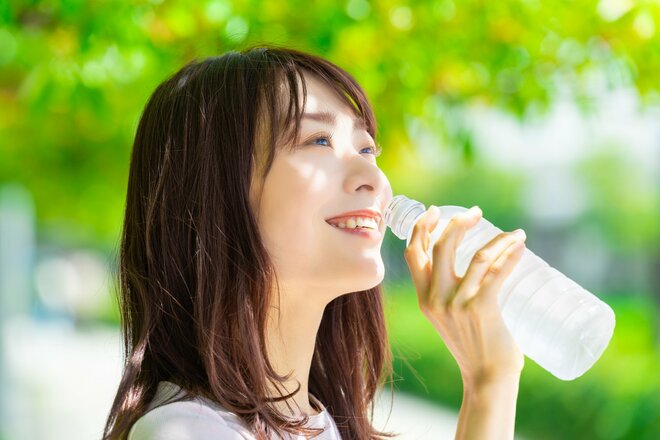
[385,283,660,440]
[1,2,658,439]
[1,0,659,250]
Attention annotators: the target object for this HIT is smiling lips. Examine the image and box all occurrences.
[328,222,381,239]
[325,209,382,227]
[325,211,383,240]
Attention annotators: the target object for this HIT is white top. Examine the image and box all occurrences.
[127,381,342,439]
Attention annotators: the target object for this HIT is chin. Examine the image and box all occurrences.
[352,262,385,292]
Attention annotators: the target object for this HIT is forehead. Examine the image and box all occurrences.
[299,76,369,138]
[297,72,363,125]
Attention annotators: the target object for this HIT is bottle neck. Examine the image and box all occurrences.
[383,195,426,240]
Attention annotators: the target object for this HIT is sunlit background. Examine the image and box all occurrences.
[1,0,658,439]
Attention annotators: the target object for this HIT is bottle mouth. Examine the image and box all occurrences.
[383,195,426,240]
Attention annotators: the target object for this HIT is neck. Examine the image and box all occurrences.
[264,287,327,417]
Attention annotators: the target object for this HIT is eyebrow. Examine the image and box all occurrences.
[302,111,368,131]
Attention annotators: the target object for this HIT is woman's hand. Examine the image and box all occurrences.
[403,205,527,385]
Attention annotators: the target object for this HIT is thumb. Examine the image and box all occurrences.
[403,206,442,296]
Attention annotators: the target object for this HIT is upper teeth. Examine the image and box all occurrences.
[330,216,379,230]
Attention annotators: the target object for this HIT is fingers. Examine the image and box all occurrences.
[454,229,527,308]
[403,205,442,300]
[478,238,526,303]
[429,206,483,306]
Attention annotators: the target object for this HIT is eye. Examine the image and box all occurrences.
[309,135,332,147]
[304,133,382,157]
[362,144,383,157]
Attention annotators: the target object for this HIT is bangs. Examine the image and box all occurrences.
[248,46,377,176]
[275,69,375,151]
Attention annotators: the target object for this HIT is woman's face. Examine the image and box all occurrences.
[250,72,393,303]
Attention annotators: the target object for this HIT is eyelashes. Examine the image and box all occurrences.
[304,133,382,157]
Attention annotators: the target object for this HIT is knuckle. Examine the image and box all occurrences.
[473,249,491,263]
[420,299,435,312]
[448,216,463,229]
[420,299,445,316]
[468,296,489,313]
[458,298,475,312]
[444,218,471,241]
[432,235,448,254]
[431,235,443,250]
[486,264,502,277]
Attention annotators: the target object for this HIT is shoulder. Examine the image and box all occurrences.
[128,399,252,440]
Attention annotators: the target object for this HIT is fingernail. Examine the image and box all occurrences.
[467,206,481,216]
[513,228,526,238]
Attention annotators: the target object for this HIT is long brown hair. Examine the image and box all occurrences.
[103,43,397,440]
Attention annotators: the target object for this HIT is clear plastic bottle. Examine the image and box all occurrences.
[383,195,616,381]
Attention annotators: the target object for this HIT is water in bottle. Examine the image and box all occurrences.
[383,195,616,381]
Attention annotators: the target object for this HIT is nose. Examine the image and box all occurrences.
[343,158,392,208]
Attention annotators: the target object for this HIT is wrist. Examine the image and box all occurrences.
[462,370,521,399]
[457,372,521,440]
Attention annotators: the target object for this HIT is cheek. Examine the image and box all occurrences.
[258,157,333,249]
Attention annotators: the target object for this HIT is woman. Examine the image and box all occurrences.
[103,44,527,440]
